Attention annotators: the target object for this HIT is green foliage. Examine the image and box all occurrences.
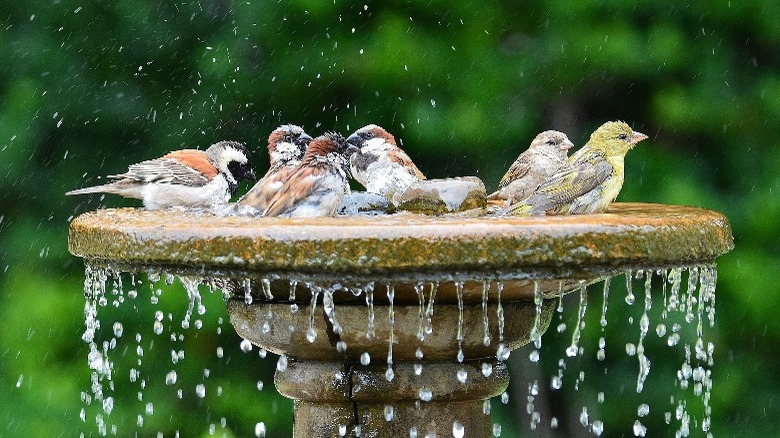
[1,0,779,435]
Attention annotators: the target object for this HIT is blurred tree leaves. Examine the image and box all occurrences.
[1,0,779,435]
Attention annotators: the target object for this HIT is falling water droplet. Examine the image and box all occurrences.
[276,355,288,372]
[452,421,465,438]
[240,339,253,352]
[255,422,266,437]
[195,384,206,398]
[360,352,371,365]
[482,362,493,377]
[592,420,604,435]
[384,405,394,421]
[418,388,432,402]
[457,368,467,383]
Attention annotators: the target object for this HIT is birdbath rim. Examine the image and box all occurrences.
[68,202,733,282]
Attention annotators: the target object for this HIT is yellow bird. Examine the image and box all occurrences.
[506,121,647,216]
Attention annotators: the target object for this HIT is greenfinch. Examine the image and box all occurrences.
[487,130,574,206]
[506,121,647,216]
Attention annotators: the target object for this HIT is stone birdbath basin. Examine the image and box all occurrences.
[68,202,733,437]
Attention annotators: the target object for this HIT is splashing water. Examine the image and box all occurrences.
[78,263,719,436]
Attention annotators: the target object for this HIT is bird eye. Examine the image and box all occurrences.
[618,133,628,140]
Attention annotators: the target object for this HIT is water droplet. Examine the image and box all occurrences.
[112,322,123,338]
[415,347,424,360]
[529,350,540,362]
[255,422,266,437]
[418,388,432,402]
[384,405,394,421]
[492,423,501,436]
[256,380,264,391]
[360,352,371,365]
[501,391,509,404]
[145,402,153,415]
[240,339,253,352]
[457,369,467,383]
[579,407,589,426]
[637,403,650,417]
[338,424,347,436]
[632,420,647,436]
[414,363,423,375]
[452,421,465,438]
[276,355,288,372]
[592,420,604,435]
[165,371,177,385]
[481,363,493,377]
[625,343,636,356]
[306,327,317,343]
[336,340,348,352]
[195,384,206,398]
[385,367,395,382]
[216,347,224,358]
[409,426,417,437]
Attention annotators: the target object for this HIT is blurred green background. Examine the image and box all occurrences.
[1,0,778,436]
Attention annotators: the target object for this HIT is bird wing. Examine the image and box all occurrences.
[238,166,298,211]
[497,153,531,190]
[388,148,426,180]
[109,155,211,187]
[524,149,612,212]
[262,165,330,217]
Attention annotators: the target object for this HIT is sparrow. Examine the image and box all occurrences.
[254,132,358,218]
[66,141,255,210]
[487,130,574,205]
[346,124,425,200]
[506,121,648,216]
[237,124,312,209]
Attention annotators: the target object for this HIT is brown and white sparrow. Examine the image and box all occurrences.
[66,141,255,210]
[487,130,574,206]
[255,132,357,218]
[346,124,425,200]
[238,124,312,209]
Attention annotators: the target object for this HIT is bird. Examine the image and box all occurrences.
[66,141,255,210]
[487,130,574,206]
[253,132,358,218]
[237,124,312,209]
[506,121,648,216]
[346,124,425,200]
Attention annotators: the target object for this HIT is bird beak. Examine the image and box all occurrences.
[346,133,362,148]
[630,131,648,145]
[560,139,575,150]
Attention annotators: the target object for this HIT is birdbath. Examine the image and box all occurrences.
[68,202,733,437]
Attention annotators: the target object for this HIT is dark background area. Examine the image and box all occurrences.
[1,0,778,436]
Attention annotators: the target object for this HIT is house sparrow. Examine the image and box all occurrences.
[487,130,574,205]
[506,121,647,216]
[346,124,425,200]
[66,141,255,210]
[256,132,358,218]
[237,124,312,209]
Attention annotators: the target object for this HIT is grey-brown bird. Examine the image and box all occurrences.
[238,124,312,210]
[487,130,574,206]
[249,132,357,218]
[346,124,425,200]
[507,121,647,216]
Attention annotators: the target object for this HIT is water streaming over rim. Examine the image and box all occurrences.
[70,203,732,436]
